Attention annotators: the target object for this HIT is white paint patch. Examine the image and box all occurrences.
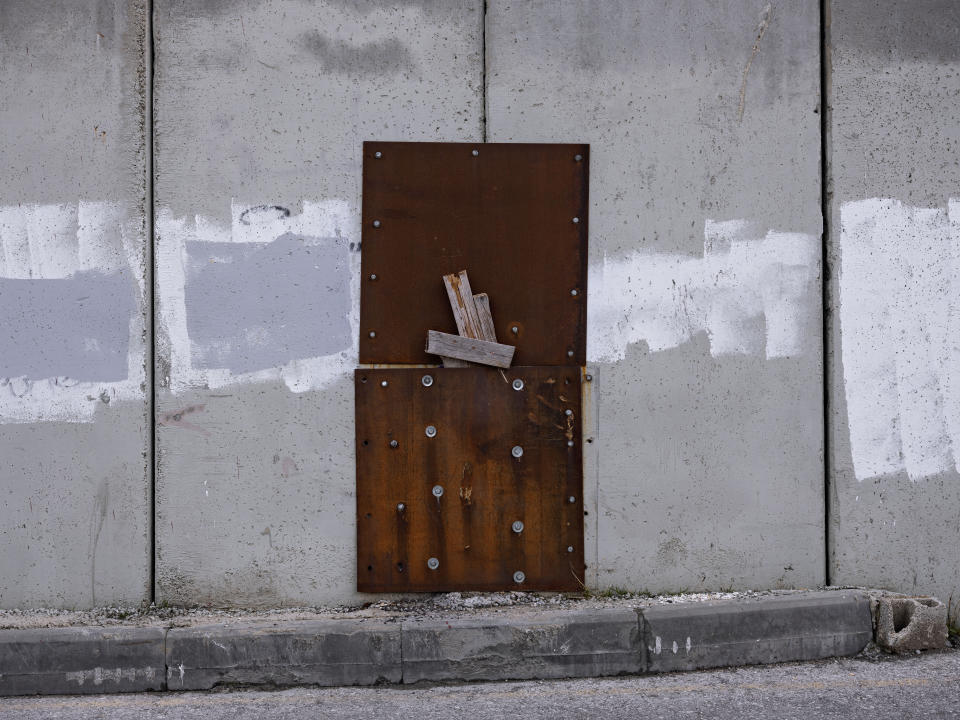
[0,202,145,423]
[156,200,359,395]
[588,219,819,362]
[65,666,156,686]
[839,198,960,482]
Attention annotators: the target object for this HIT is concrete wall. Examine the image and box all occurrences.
[488,1,825,591]
[152,0,483,605]
[5,0,958,612]
[0,0,150,607]
[827,0,960,615]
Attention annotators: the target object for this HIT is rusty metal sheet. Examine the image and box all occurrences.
[355,367,584,592]
[359,142,589,366]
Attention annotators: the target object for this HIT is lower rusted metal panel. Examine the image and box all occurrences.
[355,367,584,592]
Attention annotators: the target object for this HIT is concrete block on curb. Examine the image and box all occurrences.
[640,591,872,673]
[0,627,165,696]
[401,610,643,684]
[165,620,400,690]
[874,596,949,653]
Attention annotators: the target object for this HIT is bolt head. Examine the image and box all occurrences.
[512,520,524,533]
[567,440,575,447]
[511,445,524,458]
[427,557,439,570]
[512,378,524,391]
[397,503,405,511]
[513,571,526,584]
[380,380,388,387]
[425,425,437,438]
[374,150,382,158]
[570,289,578,296]
[472,149,479,156]
[369,273,377,280]
[432,485,444,497]
[372,220,381,228]
[585,374,593,382]
[568,496,576,503]
[565,409,573,416]
[511,325,519,334]
[572,217,580,224]
[574,154,583,162]
[389,439,399,448]
[567,350,574,357]
[567,546,574,553]
[369,331,377,338]
[421,374,434,387]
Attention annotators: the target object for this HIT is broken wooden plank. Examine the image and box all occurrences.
[443,270,483,340]
[426,330,515,369]
[473,293,498,343]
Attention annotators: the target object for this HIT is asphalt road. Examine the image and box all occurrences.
[2,649,958,720]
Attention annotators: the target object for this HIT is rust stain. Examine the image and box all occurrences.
[157,404,209,436]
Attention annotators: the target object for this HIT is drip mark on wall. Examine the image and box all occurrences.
[839,198,960,482]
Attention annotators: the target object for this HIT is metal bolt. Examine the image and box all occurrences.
[427,557,439,570]
[389,440,399,448]
[572,217,580,224]
[373,220,381,228]
[567,546,574,553]
[585,374,593,382]
[567,350,574,357]
[570,289,578,296]
[565,409,573,416]
[369,331,377,338]
[421,374,434,387]
[369,273,377,280]
[381,380,388,387]
[374,151,382,158]
[425,425,437,438]
[568,496,576,503]
[512,378,524,391]
[567,440,575,447]
[432,485,444,498]
[574,154,583,162]
[472,149,479,156]
[511,445,524,458]
[511,325,519,334]
[512,520,524,534]
[397,503,405,511]
[513,571,526,584]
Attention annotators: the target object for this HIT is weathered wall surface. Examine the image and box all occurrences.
[487,0,825,591]
[0,0,149,607]
[827,0,960,615]
[153,0,483,605]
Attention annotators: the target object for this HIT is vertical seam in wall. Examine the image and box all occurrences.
[819,0,832,587]
[481,0,488,142]
[146,0,156,604]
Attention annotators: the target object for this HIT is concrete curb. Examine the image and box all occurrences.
[0,591,873,696]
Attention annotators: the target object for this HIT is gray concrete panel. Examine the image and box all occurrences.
[486,1,824,592]
[154,0,483,605]
[827,0,960,620]
[0,0,149,607]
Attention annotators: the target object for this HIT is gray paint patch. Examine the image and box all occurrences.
[0,272,133,381]
[185,233,350,374]
[298,32,416,76]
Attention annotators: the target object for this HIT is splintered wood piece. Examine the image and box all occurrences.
[443,270,483,339]
[426,330,515,369]
[473,293,498,343]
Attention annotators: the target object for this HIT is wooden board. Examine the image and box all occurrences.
[425,330,515,368]
[360,142,588,366]
[355,367,584,592]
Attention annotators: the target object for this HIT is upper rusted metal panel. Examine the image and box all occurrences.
[360,142,589,365]
[356,367,585,592]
